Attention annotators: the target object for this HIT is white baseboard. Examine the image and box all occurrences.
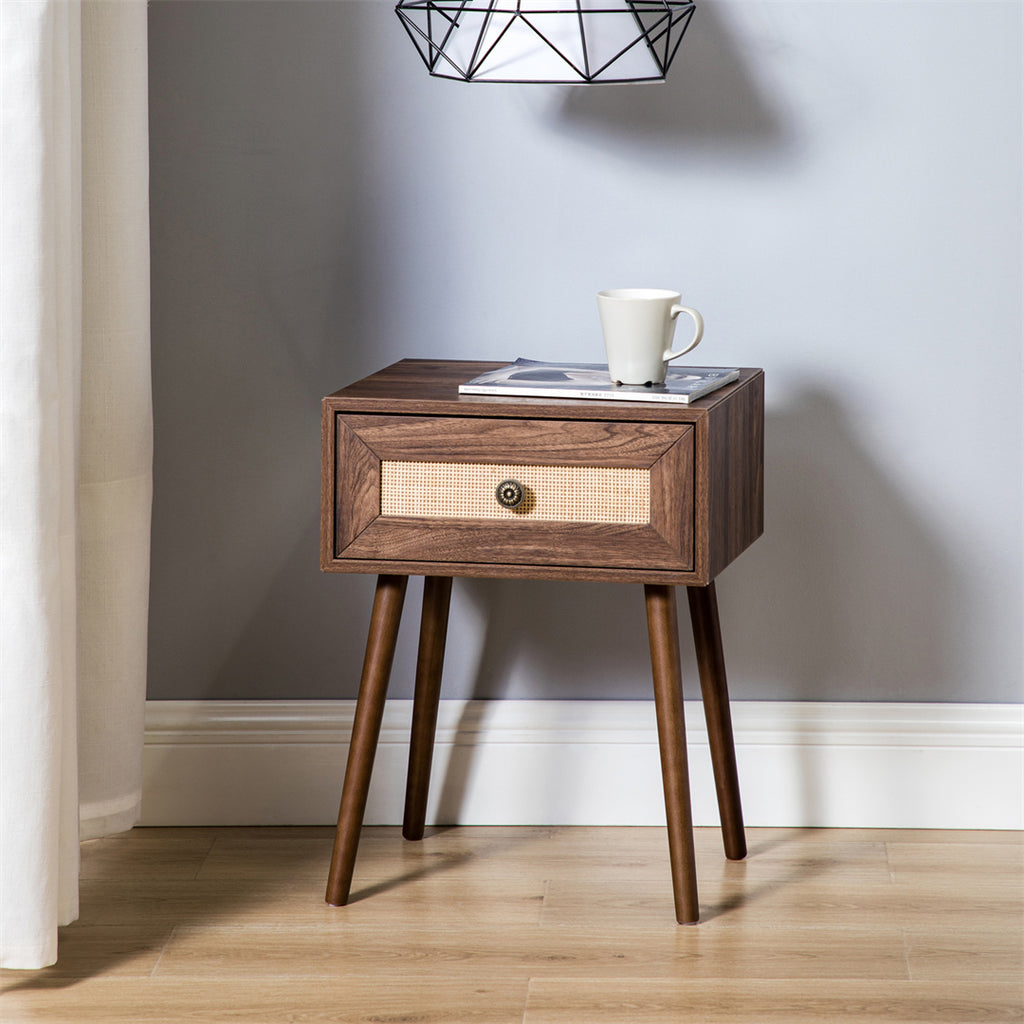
[141,700,1023,830]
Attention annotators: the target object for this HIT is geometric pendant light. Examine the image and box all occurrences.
[395,0,696,84]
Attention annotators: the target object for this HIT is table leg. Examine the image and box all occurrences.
[686,582,747,861]
[403,575,453,840]
[326,574,408,906]
[644,583,700,925]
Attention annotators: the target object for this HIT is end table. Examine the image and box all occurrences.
[321,359,764,923]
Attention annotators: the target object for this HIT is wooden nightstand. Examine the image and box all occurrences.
[321,359,764,923]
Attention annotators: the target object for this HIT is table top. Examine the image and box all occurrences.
[325,359,763,423]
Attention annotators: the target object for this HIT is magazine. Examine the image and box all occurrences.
[458,359,741,405]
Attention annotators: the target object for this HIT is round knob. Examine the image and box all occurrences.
[495,479,525,510]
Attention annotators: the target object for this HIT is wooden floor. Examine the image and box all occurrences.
[1,826,1021,1023]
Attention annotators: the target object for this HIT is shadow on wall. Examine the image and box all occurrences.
[431,575,656,824]
[548,2,791,160]
[457,576,654,700]
[717,385,961,703]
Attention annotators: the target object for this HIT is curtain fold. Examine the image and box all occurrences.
[1,0,152,970]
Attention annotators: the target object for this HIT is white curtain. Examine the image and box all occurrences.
[0,0,152,970]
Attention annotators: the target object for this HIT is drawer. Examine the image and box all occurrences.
[326,414,694,575]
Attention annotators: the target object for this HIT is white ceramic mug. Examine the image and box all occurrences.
[597,288,704,385]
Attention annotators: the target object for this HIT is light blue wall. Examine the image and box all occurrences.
[147,0,1022,702]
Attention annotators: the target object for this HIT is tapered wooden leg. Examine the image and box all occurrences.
[645,584,700,925]
[326,574,408,906]
[402,576,453,841]
[687,582,747,861]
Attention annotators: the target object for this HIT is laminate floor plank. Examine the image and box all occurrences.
[823,829,1022,845]
[539,877,1023,931]
[905,929,1024,983]
[0,977,530,1024]
[2,826,1021,1024]
[79,827,219,880]
[0,924,173,981]
[77,874,547,928]
[886,841,1024,879]
[150,922,910,981]
[193,827,337,880]
[522,978,1024,1023]
[195,825,557,882]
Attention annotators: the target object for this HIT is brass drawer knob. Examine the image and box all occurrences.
[495,479,525,509]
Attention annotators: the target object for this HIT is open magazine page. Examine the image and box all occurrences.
[459,359,740,404]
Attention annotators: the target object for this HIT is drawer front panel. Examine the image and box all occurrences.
[380,461,650,524]
[330,414,694,573]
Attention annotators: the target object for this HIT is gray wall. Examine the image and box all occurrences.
[147,0,1022,703]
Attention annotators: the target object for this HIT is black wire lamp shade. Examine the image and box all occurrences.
[395,0,696,84]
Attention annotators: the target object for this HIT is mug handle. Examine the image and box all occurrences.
[664,306,704,361]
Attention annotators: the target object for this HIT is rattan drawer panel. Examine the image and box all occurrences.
[380,461,650,524]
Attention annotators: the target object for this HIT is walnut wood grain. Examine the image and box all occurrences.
[340,518,693,573]
[321,361,763,585]
[325,359,760,424]
[645,583,700,924]
[333,419,380,557]
[403,576,453,841]
[705,370,764,580]
[319,360,763,925]
[344,414,687,466]
[649,431,696,562]
[321,557,704,586]
[326,574,408,907]
[320,400,336,569]
[330,412,696,576]
[687,582,746,861]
